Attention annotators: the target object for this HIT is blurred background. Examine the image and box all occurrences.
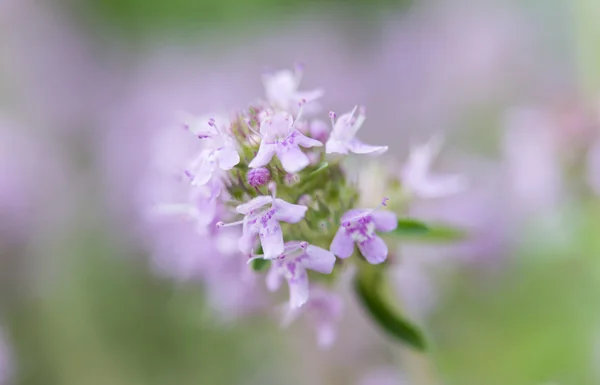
[1,0,600,384]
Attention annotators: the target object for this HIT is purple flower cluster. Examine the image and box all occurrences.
[144,66,461,348]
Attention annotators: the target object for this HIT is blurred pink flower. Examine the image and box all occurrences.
[264,242,336,309]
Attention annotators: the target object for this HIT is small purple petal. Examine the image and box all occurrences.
[238,219,258,254]
[273,199,307,223]
[236,195,272,215]
[287,267,309,308]
[187,152,215,186]
[258,216,284,259]
[347,138,388,155]
[358,236,388,264]
[340,209,369,223]
[277,146,310,173]
[294,131,323,148]
[248,141,276,168]
[296,89,324,104]
[260,111,293,138]
[330,227,355,259]
[371,211,398,232]
[300,245,336,274]
[217,146,240,170]
[325,138,349,154]
[266,263,283,292]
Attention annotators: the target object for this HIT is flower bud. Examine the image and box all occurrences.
[246,167,270,187]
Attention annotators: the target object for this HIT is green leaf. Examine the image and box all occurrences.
[354,265,426,350]
[389,219,466,243]
[250,258,270,272]
[396,218,430,234]
[308,162,329,177]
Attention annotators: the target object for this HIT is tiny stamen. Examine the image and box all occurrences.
[207,117,223,137]
[343,197,391,225]
[329,111,337,123]
[216,219,244,228]
[291,101,306,129]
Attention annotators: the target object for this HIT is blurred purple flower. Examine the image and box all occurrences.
[224,192,307,259]
[182,115,240,186]
[249,111,322,173]
[263,241,336,309]
[262,67,323,113]
[401,135,467,199]
[331,204,397,264]
[282,286,343,349]
[325,107,388,156]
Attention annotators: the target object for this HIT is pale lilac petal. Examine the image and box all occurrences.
[296,89,324,103]
[260,111,293,139]
[325,138,349,154]
[332,106,364,141]
[294,131,323,148]
[193,200,217,229]
[217,146,240,170]
[300,245,336,274]
[405,142,435,176]
[189,160,214,186]
[274,199,307,223]
[333,107,358,136]
[277,146,310,173]
[283,240,304,251]
[263,71,297,107]
[236,196,272,215]
[248,141,276,168]
[259,218,284,259]
[347,138,388,155]
[266,263,283,292]
[358,236,388,264]
[340,209,368,223]
[330,227,354,259]
[371,211,398,232]
[238,218,258,254]
[287,266,309,308]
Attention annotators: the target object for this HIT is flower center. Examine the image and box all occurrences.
[345,215,376,243]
